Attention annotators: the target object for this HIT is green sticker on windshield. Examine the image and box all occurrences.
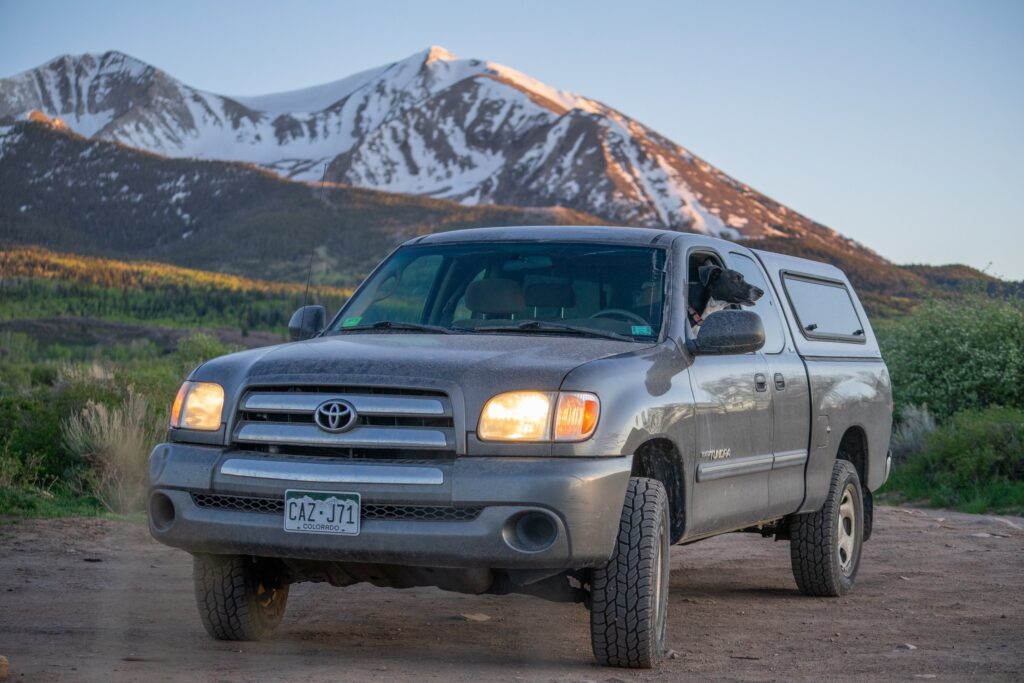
[341,316,363,328]
[631,325,654,336]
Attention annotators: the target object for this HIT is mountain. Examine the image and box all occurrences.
[3,118,1011,317]
[0,117,599,285]
[0,47,864,254]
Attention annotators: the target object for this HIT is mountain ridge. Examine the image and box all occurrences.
[0,117,603,285]
[3,118,1014,318]
[1,47,866,254]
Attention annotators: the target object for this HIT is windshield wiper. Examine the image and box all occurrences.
[335,321,458,334]
[473,320,635,342]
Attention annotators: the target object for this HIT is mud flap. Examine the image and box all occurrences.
[863,489,874,542]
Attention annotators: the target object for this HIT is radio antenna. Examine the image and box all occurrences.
[300,163,329,334]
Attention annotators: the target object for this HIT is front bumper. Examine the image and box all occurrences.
[147,443,632,570]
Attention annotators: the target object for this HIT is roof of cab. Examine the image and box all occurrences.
[407,225,679,246]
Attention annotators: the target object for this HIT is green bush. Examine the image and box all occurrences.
[883,406,1024,513]
[0,378,118,484]
[174,332,234,368]
[875,298,1024,421]
[0,331,233,515]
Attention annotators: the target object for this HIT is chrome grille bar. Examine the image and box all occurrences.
[220,458,444,485]
[235,423,450,449]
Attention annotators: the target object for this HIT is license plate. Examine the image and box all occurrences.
[284,489,360,536]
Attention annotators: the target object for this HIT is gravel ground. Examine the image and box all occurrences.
[0,506,1021,682]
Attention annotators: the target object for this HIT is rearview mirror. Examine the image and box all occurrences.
[689,310,764,355]
[288,305,326,341]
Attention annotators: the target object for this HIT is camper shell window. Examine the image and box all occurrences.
[782,272,865,343]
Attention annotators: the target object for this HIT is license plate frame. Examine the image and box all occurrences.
[283,489,361,536]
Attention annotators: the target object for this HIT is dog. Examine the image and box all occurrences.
[688,264,764,329]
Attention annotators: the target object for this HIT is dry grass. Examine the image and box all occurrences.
[61,389,160,513]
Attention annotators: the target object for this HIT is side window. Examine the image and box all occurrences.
[729,253,786,353]
[782,274,865,342]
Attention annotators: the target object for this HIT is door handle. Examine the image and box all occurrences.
[754,373,768,392]
[774,373,786,390]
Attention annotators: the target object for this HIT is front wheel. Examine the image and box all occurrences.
[789,460,864,596]
[193,554,289,641]
[590,477,671,668]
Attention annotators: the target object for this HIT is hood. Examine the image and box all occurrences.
[193,332,652,425]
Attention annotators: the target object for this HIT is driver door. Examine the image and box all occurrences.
[685,250,774,535]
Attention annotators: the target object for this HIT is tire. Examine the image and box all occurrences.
[789,460,864,597]
[590,477,671,669]
[193,554,289,641]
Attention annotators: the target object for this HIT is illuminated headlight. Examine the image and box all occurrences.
[478,391,600,442]
[170,381,225,431]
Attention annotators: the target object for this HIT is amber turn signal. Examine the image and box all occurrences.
[554,392,600,441]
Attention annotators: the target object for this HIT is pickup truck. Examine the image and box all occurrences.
[148,225,893,669]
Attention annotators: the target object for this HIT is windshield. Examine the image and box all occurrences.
[328,242,668,341]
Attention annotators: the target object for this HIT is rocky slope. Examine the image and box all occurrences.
[0,47,867,254]
[0,118,597,285]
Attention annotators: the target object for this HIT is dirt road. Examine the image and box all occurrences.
[1,507,1021,682]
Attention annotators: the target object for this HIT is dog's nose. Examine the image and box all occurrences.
[753,286,764,299]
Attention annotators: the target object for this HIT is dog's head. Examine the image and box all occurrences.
[698,265,764,306]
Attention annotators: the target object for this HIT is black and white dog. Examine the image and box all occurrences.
[688,264,765,328]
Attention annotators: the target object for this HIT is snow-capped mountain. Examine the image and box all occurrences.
[0,47,854,246]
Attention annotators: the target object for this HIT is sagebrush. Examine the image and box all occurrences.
[62,389,162,513]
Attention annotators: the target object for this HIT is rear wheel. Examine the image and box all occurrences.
[193,554,289,641]
[590,477,671,668]
[789,460,864,596]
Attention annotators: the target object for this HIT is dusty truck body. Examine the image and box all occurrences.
[148,226,892,668]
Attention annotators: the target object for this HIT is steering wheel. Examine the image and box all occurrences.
[589,308,649,325]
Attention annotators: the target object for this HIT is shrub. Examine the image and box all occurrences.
[175,333,233,367]
[61,388,161,513]
[890,405,936,464]
[875,298,1024,421]
[884,406,1024,513]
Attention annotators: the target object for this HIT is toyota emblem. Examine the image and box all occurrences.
[314,399,357,433]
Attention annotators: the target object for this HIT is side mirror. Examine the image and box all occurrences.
[690,309,765,355]
[288,305,326,342]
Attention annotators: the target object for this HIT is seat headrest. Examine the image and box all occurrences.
[464,278,525,315]
[524,282,576,309]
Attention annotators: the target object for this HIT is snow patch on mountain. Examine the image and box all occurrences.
[1,46,846,243]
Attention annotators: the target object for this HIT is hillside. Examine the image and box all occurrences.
[0,119,599,285]
[0,47,868,253]
[0,246,351,353]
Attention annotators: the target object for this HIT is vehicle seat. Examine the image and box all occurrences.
[464,278,525,319]
[524,282,575,318]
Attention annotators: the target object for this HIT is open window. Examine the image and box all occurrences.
[686,250,727,331]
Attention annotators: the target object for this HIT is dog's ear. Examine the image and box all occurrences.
[698,264,722,286]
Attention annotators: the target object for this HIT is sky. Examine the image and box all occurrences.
[2,0,1022,278]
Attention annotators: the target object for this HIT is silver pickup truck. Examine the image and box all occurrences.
[148,226,892,669]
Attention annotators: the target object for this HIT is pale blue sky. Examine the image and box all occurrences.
[2,0,1022,278]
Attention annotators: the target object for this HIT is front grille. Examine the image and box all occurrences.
[233,385,456,456]
[191,493,483,522]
